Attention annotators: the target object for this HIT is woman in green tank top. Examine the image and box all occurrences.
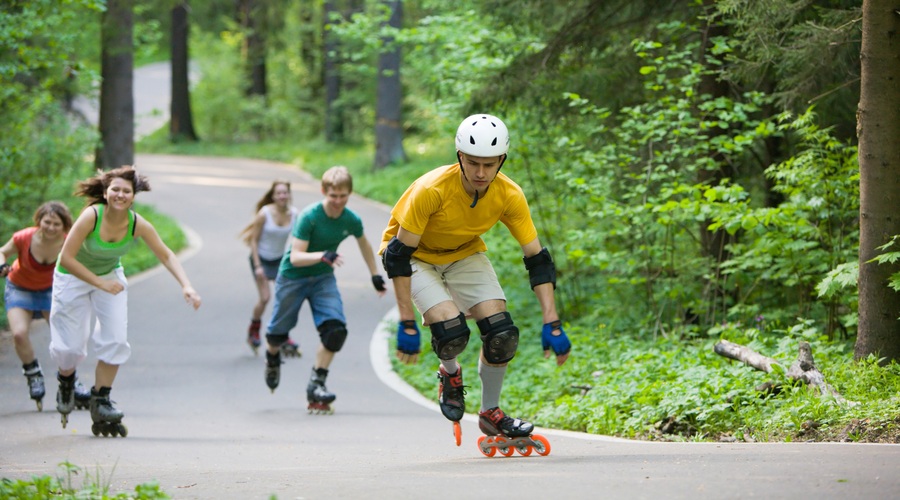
[48,165,202,435]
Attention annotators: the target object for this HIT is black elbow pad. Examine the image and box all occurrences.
[523,247,556,289]
[382,236,416,278]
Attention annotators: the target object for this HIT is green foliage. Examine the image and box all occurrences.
[0,462,170,499]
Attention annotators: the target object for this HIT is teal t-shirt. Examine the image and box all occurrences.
[58,204,138,276]
[278,202,364,279]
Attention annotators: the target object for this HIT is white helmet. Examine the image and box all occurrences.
[455,114,509,157]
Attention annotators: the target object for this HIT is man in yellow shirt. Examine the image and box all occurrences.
[380,114,571,439]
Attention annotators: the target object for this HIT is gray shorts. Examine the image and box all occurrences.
[410,252,506,316]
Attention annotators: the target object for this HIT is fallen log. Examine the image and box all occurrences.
[714,339,856,406]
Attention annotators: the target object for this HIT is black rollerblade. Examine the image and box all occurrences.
[56,372,76,428]
[265,350,281,393]
[306,367,335,414]
[280,337,301,358]
[90,387,128,438]
[248,319,262,355]
[23,362,45,411]
[437,366,466,446]
[477,407,550,457]
[74,379,91,410]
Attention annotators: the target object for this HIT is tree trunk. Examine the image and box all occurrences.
[322,0,343,142]
[299,0,321,101]
[170,1,198,142]
[238,0,267,97]
[856,0,900,364]
[95,0,134,170]
[696,0,736,323]
[374,0,407,170]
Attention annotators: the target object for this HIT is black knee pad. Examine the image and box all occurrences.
[477,312,519,364]
[429,313,470,360]
[318,320,348,352]
[266,333,289,348]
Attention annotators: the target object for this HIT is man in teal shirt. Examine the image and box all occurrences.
[263,166,387,413]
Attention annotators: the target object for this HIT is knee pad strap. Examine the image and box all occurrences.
[477,312,519,364]
[429,313,470,360]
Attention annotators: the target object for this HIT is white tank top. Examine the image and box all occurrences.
[257,205,297,260]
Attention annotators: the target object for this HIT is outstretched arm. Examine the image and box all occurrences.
[356,234,387,297]
[135,215,201,310]
[386,227,422,364]
[0,236,17,276]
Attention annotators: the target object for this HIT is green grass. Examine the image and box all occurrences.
[0,462,170,499]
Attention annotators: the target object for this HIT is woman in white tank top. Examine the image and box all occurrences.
[240,180,299,356]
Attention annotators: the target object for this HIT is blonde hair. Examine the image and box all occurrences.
[321,166,352,193]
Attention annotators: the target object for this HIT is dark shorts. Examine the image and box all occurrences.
[250,256,281,281]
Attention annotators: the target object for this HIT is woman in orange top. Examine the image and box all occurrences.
[0,201,86,410]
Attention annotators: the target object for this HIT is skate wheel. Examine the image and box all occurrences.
[92,423,101,436]
[515,443,533,456]
[61,414,68,429]
[117,423,128,437]
[495,436,514,457]
[531,434,551,456]
[452,421,462,447]
[477,436,497,457]
[36,401,43,412]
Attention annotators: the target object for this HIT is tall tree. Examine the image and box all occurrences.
[374,0,406,169]
[237,0,267,97]
[95,0,134,170]
[170,1,198,142]
[322,0,343,142]
[855,0,900,363]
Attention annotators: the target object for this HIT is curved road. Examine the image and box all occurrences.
[2,65,899,500]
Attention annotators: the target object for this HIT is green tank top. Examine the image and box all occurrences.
[58,204,138,276]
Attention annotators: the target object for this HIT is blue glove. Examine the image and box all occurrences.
[542,320,571,356]
[397,320,420,354]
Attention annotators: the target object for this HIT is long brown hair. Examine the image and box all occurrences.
[33,201,74,231]
[75,165,151,206]
[239,180,292,245]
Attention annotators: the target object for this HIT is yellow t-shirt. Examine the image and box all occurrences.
[380,163,538,265]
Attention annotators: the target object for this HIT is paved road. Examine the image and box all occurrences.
[2,65,899,500]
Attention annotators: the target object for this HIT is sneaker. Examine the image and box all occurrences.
[478,407,534,438]
[436,366,466,421]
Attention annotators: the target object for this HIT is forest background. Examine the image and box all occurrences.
[2,0,899,444]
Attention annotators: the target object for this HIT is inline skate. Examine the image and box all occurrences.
[437,366,466,445]
[90,386,128,438]
[476,407,550,457]
[265,350,281,392]
[23,362,45,411]
[306,367,335,414]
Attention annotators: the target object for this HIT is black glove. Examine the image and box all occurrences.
[372,275,386,292]
[321,250,339,265]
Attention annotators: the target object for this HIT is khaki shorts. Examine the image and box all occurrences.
[411,252,506,316]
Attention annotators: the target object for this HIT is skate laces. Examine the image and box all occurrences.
[438,369,467,405]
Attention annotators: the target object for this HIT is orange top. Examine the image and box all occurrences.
[8,227,58,291]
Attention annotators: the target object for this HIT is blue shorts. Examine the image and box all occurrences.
[4,280,51,319]
[249,255,281,281]
[266,273,345,336]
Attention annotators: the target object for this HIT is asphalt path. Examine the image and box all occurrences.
[2,64,899,500]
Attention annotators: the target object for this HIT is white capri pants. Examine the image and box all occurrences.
[49,268,131,370]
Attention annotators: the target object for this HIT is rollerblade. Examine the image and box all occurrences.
[476,407,550,457]
[247,319,262,355]
[23,362,45,411]
[280,337,301,358]
[306,367,335,414]
[90,387,128,438]
[74,379,91,410]
[56,372,76,428]
[437,366,466,446]
[265,350,281,393]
